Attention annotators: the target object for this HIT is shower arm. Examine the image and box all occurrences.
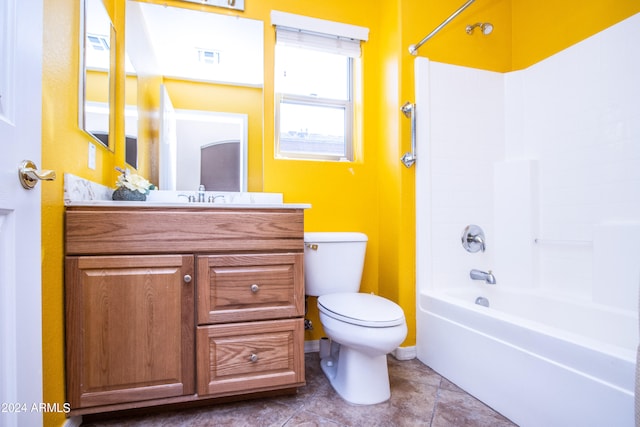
[409,0,476,56]
[401,102,416,168]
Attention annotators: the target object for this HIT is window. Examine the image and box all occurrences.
[272,12,368,161]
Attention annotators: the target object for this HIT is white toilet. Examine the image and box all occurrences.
[304,232,407,405]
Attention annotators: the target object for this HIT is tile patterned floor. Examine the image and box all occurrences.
[82,352,517,427]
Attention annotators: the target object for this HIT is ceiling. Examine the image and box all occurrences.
[125,1,264,86]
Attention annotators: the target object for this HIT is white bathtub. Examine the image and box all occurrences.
[417,287,637,427]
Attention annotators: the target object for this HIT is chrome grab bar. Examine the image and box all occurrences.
[401,102,416,168]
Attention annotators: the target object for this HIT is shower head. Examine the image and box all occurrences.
[466,22,493,35]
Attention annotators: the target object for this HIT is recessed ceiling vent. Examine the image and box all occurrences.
[87,33,109,51]
[197,49,221,65]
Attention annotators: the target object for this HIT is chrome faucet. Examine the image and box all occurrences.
[177,193,196,203]
[467,233,485,252]
[207,195,226,203]
[470,269,496,284]
[461,225,486,253]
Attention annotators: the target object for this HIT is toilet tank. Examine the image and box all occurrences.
[303,232,367,296]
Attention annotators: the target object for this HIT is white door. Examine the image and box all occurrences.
[0,0,45,426]
[159,84,177,191]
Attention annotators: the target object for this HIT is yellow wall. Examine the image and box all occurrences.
[133,73,162,179]
[41,0,639,425]
[403,0,513,72]
[42,1,120,425]
[85,70,109,102]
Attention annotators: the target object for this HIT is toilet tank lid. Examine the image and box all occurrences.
[304,232,368,243]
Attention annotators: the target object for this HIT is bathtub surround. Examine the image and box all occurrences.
[416,13,639,427]
[420,288,635,427]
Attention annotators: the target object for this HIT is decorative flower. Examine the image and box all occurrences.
[115,167,156,194]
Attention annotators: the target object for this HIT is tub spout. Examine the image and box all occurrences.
[470,269,496,284]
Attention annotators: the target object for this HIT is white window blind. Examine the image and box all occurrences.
[276,27,362,58]
[271,11,369,58]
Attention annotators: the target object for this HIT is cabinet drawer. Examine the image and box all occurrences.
[196,319,305,396]
[197,253,304,324]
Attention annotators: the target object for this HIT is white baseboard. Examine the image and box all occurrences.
[304,339,320,353]
[305,339,416,360]
[392,345,417,360]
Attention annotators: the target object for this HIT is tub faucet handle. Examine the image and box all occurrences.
[462,225,486,253]
[468,233,485,252]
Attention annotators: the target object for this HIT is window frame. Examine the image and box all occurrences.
[274,48,355,162]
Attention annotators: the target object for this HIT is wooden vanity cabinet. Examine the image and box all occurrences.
[65,206,306,416]
[65,255,195,409]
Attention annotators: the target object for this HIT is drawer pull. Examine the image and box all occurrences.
[250,284,260,293]
[249,353,259,363]
[184,274,192,283]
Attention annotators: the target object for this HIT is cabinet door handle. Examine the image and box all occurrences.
[184,274,192,283]
[250,284,260,293]
[249,353,259,363]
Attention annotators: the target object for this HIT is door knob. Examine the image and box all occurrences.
[19,160,56,190]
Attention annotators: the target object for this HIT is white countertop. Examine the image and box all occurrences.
[63,174,311,209]
[65,200,311,209]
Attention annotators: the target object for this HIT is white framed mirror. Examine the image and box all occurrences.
[79,0,114,148]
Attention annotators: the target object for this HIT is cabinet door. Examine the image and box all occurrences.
[65,255,195,409]
[196,319,305,396]
[197,253,304,324]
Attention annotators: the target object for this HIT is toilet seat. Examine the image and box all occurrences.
[317,293,405,327]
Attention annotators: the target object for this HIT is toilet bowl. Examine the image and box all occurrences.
[303,232,408,405]
[317,292,407,404]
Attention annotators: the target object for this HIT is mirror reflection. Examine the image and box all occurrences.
[80,0,113,147]
[125,0,264,191]
[131,85,248,191]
